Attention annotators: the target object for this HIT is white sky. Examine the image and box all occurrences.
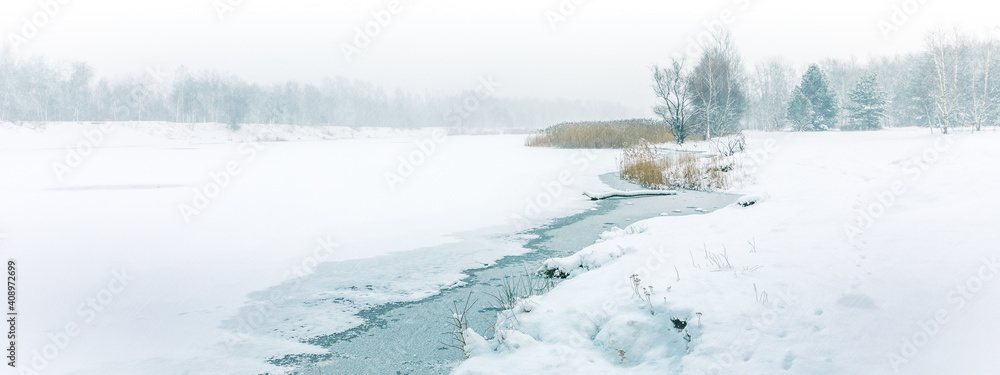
[2,0,998,108]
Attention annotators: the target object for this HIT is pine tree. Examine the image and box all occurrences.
[787,87,813,131]
[796,65,839,130]
[846,73,889,130]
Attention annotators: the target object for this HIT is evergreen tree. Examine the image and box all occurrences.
[796,65,839,130]
[846,73,889,130]
[787,87,813,131]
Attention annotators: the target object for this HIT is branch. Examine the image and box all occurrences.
[582,189,678,201]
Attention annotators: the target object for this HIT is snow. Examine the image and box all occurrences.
[0,122,619,375]
[454,128,1000,374]
[0,121,435,150]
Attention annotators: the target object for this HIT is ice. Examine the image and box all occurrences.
[0,122,619,374]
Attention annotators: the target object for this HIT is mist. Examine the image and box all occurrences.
[4,0,997,113]
[4,2,1000,374]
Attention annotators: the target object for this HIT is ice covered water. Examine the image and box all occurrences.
[222,174,739,374]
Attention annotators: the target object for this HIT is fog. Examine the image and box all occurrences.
[5,2,1000,374]
[2,0,998,112]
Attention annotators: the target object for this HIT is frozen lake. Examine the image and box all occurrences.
[0,123,671,374]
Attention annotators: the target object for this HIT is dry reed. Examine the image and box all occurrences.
[618,141,737,191]
[526,119,675,148]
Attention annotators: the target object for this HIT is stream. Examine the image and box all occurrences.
[260,174,738,374]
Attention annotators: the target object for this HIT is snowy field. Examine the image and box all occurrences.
[0,122,619,374]
[455,129,1000,374]
[4,123,999,375]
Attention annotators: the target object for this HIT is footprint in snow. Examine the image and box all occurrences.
[782,351,796,370]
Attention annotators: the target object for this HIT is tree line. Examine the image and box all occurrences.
[0,47,634,129]
[653,28,999,143]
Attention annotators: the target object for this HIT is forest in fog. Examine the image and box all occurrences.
[2,29,997,133]
[743,29,999,132]
[0,47,635,128]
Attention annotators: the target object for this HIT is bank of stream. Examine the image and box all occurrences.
[274,173,738,374]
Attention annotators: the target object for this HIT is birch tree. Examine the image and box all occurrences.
[926,28,966,134]
[970,33,996,131]
[688,31,748,139]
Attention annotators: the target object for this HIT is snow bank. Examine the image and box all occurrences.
[455,129,1000,374]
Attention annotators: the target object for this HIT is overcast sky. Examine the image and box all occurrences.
[2,0,997,110]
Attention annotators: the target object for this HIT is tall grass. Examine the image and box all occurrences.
[618,141,736,191]
[488,267,554,311]
[667,153,733,191]
[619,141,669,188]
[443,292,477,358]
[525,119,675,148]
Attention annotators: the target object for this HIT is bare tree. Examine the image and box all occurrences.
[688,30,748,139]
[652,59,695,144]
[971,32,996,132]
[926,28,968,134]
[747,58,795,130]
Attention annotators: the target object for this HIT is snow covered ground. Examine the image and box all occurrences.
[0,122,620,374]
[455,128,1000,374]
